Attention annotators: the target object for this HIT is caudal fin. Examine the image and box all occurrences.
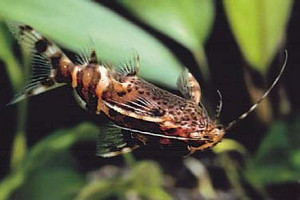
[7,21,73,104]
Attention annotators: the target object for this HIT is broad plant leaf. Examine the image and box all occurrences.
[0,0,183,87]
[119,0,215,78]
[0,22,23,89]
[213,139,247,156]
[245,117,300,186]
[76,161,171,200]
[13,153,85,200]
[119,0,215,51]
[0,123,98,200]
[224,0,293,73]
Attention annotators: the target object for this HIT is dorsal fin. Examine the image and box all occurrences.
[117,53,140,76]
[75,38,97,65]
[177,69,201,104]
[88,50,98,64]
[76,49,98,65]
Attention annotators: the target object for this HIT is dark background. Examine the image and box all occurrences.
[1,1,300,199]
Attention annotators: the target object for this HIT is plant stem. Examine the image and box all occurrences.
[4,47,30,170]
[221,153,249,199]
[10,101,28,170]
[123,153,136,168]
[0,169,26,200]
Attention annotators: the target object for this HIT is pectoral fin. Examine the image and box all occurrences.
[97,123,141,157]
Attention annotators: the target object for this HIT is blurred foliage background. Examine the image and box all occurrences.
[0,0,299,199]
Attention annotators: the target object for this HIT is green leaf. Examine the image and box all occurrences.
[290,150,300,171]
[0,22,23,90]
[76,161,171,200]
[25,123,98,171]
[213,139,247,156]
[245,117,300,186]
[254,121,289,161]
[0,0,183,87]
[119,0,215,79]
[120,0,214,51]
[224,0,293,72]
[13,153,85,200]
[0,123,98,200]
[0,22,29,173]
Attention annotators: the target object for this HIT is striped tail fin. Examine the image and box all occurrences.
[7,21,74,104]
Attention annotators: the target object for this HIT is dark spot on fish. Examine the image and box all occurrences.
[109,108,117,117]
[184,114,190,119]
[152,108,164,117]
[174,117,180,122]
[146,91,150,96]
[181,121,188,126]
[165,128,177,135]
[181,117,187,122]
[19,25,33,35]
[50,53,62,69]
[159,138,171,145]
[102,91,111,100]
[41,78,55,87]
[35,38,50,53]
[117,91,126,97]
[75,72,85,102]
[202,135,210,139]
[123,116,135,126]
[20,25,33,31]
[163,101,167,105]
[188,140,204,148]
[22,25,33,31]
[191,121,197,125]
[89,51,98,64]
[25,88,34,97]
[86,70,100,111]
[138,90,144,94]
[127,88,132,93]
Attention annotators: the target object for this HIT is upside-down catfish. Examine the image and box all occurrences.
[7,22,287,157]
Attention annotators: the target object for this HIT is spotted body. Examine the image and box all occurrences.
[8,22,287,157]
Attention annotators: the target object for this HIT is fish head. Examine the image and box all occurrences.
[186,125,225,154]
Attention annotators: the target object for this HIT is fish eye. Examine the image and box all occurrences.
[212,126,225,138]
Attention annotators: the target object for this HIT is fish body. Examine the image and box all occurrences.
[8,22,286,157]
